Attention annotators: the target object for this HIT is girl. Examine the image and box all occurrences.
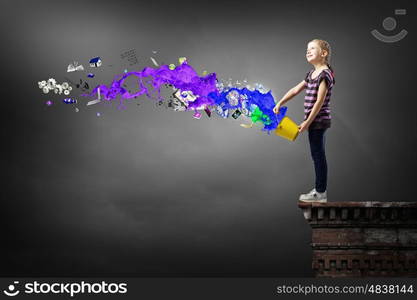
[273,39,335,202]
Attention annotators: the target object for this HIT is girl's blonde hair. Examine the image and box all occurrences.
[310,39,334,73]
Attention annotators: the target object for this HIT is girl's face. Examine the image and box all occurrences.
[306,41,326,64]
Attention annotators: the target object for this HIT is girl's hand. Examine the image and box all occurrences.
[298,120,310,133]
[273,103,281,114]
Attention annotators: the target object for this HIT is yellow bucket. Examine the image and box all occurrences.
[275,116,299,141]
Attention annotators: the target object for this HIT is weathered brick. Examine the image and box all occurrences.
[299,201,417,277]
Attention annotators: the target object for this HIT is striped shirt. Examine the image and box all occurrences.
[304,69,335,129]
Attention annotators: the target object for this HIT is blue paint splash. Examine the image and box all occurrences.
[209,87,287,132]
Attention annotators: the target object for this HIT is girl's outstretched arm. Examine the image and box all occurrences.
[273,80,306,113]
[298,80,328,132]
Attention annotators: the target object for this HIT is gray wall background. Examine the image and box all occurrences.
[1,0,415,276]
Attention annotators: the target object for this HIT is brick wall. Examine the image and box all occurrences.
[298,202,417,277]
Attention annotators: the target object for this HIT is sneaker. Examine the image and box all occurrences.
[299,188,327,202]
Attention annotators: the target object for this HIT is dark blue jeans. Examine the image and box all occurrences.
[308,128,327,193]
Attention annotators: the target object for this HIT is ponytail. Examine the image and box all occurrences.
[326,63,334,75]
[326,63,335,84]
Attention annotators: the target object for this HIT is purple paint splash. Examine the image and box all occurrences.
[84,62,218,110]
[82,60,286,133]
